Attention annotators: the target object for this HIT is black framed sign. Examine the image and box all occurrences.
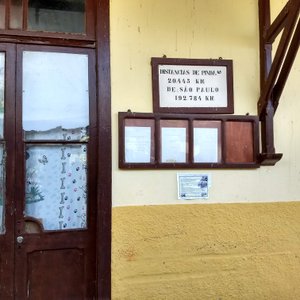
[151,57,234,114]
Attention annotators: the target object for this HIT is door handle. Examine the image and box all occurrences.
[16,236,24,244]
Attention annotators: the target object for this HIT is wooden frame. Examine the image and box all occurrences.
[96,0,111,298]
[257,0,299,165]
[119,112,259,169]
[0,43,16,299]
[0,0,96,43]
[0,0,112,298]
[151,57,234,114]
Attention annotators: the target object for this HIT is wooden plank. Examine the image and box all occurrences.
[258,0,299,116]
[96,0,112,298]
[225,122,255,163]
[273,18,300,111]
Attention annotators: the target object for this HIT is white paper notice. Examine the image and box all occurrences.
[125,126,151,163]
[177,173,209,200]
[161,127,186,163]
[158,65,228,108]
[194,128,219,163]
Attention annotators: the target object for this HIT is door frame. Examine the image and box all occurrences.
[0,43,16,299]
[96,1,112,299]
[0,0,112,298]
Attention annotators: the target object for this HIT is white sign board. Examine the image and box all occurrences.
[152,58,233,114]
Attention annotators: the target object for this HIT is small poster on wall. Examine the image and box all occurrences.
[152,57,233,114]
[177,173,209,200]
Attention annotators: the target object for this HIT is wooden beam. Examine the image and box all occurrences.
[265,1,290,43]
[273,17,300,111]
[258,0,276,161]
[258,0,299,116]
[258,0,272,89]
[96,0,112,299]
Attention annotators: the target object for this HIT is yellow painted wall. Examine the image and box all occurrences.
[111,0,300,206]
[110,0,300,298]
[113,203,300,299]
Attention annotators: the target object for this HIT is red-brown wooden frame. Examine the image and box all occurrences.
[119,112,259,169]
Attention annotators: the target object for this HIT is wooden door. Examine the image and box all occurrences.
[0,43,98,299]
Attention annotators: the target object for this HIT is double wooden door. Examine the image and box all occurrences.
[0,43,98,299]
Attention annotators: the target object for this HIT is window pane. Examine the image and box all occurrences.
[0,0,5,29]
[25,144,87,231]
[9,0,23,29]
[0,53,4,138]
[160,120,189,163]
[22,51,89,141]
[0,145,5,234]
[28,0,85,34]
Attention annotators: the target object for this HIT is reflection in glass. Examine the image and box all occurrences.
[28,0,85,34]
[0,0,5,29]
[0,145,5,234]
[193,121,221,163]
[25,145,87,231]
[22,51,89,141]
[0,53,4,138]
[9,0,23,29]
[194,128,219,163]
[160,120,188,163]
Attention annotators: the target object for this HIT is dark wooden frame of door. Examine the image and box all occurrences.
[0,0,112,298]
[96,1,112,299]
[0,43,16,299]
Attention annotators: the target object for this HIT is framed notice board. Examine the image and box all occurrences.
[151,57,234,114]
[119,112,259,169]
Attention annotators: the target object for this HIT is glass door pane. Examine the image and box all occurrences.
[9,0,23,29]
[22,50,90,231]
[0,0,5,29]
[28,0,86,34]
[22,51,89,141]
[25,145,87,231]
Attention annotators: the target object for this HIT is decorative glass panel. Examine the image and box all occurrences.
[9,0,23,29]
[0,53,4,138]
[22,51,89,141]
[28,0,85,34]
[0,145,5,234]
[25,145,87,231]
[0,0,5,29]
